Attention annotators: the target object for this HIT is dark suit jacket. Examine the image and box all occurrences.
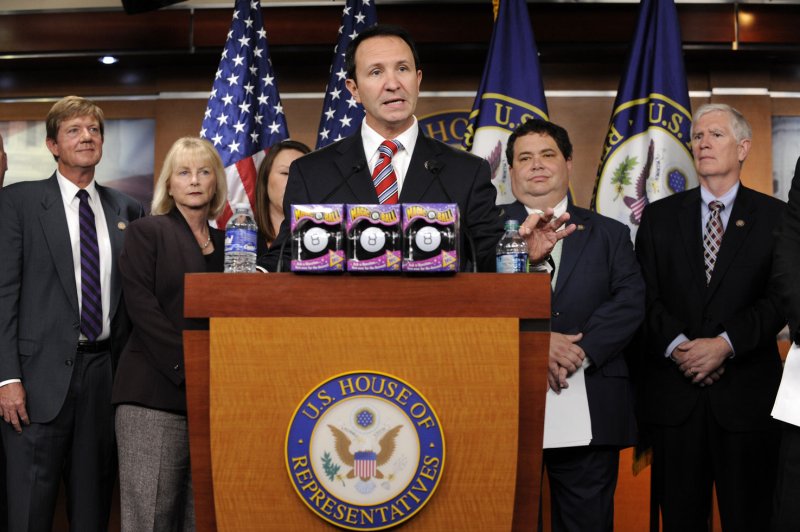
[111,209,224,414]
[0,173,144,423]
[260,126,505,272]
[635,185,785,431]
[505,201,644,446]
[774,156,800,342]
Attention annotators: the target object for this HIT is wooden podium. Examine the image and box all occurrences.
[184,273,550,531]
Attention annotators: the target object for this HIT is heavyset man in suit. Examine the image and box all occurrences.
[0,96,145,531]
[636,103,785,531]
[502,119,644,531]
[260,24,575,272]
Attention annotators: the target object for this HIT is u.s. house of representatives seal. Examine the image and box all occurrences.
[285,371,445,530]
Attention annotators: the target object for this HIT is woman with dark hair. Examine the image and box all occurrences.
[254,139,311,249]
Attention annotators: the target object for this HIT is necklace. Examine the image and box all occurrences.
[200,235,211,249]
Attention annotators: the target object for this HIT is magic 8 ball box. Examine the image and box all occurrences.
[290,204,345,272]
[346,204,402,272]
[402,203,459,272]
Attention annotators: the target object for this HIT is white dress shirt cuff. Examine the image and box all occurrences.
[719,332,735,358]
[666,334,690,359]
[0,379,21,388]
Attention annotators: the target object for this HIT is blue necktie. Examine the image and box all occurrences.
[77,190,102,341]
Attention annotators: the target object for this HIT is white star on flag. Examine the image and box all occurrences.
[199,0,289,228]
[315,0,377,149]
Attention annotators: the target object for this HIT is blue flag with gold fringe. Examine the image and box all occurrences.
[463,0,548,205]
[591,0,697,241]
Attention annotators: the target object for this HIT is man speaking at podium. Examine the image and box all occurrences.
[502,119,644,531]
[260,25,574,272]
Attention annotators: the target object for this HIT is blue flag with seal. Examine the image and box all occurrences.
[315,0,377,149]
[462,0,548,205]
[591,0,696,240]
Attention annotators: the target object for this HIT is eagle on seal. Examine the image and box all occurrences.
[328,424,402,481]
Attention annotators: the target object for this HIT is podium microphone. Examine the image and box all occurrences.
[320,159,367,203]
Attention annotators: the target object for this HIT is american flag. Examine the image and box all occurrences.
[315,0,377,149]
[200,0,289,227]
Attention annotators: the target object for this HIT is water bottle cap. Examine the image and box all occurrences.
[504,219,520,231]
[233,202,251,212]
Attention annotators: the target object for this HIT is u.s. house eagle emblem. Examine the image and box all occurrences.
[286,371,445,530]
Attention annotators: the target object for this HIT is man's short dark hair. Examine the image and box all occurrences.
[506,119,573,166]
[345,24,421,82]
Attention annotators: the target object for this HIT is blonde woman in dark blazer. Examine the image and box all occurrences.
[113,137,227,531]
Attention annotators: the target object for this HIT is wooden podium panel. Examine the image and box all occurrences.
[185,274,550,532]
[210,317,518,531]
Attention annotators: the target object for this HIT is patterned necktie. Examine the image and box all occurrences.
[372,139,403,204]
[703,200,724,285]
[77,189,102,341]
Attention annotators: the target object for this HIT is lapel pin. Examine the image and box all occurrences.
[735,219,745,227]
[577,224,585,231]
[117,221,127,230]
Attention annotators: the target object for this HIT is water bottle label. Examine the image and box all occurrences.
[496,253,528,273]
[225,228,257,253]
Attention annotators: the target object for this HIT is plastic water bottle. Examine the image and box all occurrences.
[496,219,529,273]
[224,203,258,273]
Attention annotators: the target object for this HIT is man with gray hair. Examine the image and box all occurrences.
[635,103,785,530]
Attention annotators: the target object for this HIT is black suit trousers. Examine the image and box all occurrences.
[649,392,779,532]
[1,349,116,532]
[542,446,620,532]
[772,421,800,531]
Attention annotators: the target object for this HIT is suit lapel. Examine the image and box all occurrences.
[97,184,127,320]
[504,201,528,224]
[677,189,706,292]
[553,205,590,297]
[169,209,208,273]
[705,186,754,300]
[39,174,79,314]
[399,131,441,203]
[334,133,379,203]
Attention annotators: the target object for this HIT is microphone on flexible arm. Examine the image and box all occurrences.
[276,159,367,272]
[424,159,478,273]
[321,159,367,203]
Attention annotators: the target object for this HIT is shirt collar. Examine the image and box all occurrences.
[523,195,569,225]
[56,170,99,205]
[361,117,419,161]
[700,180,739,212]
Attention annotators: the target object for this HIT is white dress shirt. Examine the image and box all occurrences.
[56,171,113,342]
[360,117,419,197]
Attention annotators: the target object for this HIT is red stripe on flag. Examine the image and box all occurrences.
[215,152,265,229]
[235,156,259,208]
[216,202,233,229]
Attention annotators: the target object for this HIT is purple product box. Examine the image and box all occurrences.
[290,204,345,272]
[346,204,402,272]
[402,203,460,272]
